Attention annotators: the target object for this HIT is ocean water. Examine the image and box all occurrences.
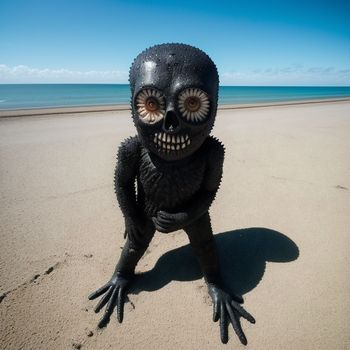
[0,84,350,110]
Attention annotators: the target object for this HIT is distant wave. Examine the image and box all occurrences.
[0,100,7,103]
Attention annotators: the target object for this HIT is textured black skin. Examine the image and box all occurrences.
[89,44,255,345]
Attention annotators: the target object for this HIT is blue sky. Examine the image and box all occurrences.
[0,0,349,85]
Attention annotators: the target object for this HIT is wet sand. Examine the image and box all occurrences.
[1,101,349,349]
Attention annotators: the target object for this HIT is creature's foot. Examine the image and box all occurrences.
[88,272,131,328]
[208,284,255,345]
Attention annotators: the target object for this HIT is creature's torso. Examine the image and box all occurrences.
[136,142,208,217]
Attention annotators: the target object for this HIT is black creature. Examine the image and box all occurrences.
[89,43,255,345]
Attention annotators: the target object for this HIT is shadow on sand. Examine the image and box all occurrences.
[130,227,299,297]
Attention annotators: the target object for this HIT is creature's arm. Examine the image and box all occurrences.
[114,137,139,218]
[114,136,147,241]
[152,137,224,233]
[88,137,146,328]
[189,138,225,217]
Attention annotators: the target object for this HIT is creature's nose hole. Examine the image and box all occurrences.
[164,110,179,131]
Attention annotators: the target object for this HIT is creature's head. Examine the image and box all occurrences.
[129,43,219,161]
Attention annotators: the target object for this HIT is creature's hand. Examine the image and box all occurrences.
[88,272,131,328]
[152,210,189,233]
[208,284,255,345]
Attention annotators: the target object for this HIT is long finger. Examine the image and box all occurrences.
[226,302,247,345]
[88,283,109,300]
[94,286,113,313]
[158,226,172,233]
[219,302,228,344]
[152,220,162,232]
[156,215,174,224]
[213,300,219,322]
[158,211,170,218]
[232,301,256,324]
[98,287,119,328]
[157,213,174,221]
[156,216,173,225]
[152,217,160,228]
[153,220,171,233]
[116,286,125,323]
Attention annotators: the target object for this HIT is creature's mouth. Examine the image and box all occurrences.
[153,132,191,152]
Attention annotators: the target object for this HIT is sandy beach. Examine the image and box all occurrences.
[1,101,349,349]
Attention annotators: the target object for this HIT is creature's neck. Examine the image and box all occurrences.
[148,151,196,168]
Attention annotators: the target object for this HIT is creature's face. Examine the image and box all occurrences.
[129,44,219,161]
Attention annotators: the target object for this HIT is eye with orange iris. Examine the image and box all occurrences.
[178,88,210,122]
[185,96,201,112]
[136,89,165,123]
[145,97,159,112]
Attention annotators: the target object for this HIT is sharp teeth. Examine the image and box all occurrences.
[154,132,189,152]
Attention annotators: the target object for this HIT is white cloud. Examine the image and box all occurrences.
[1,63,349,85]
[0,64,128,83]
[220,65,350,86]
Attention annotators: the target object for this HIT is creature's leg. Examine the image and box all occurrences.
[184,212,255,345]
[184,211,220,284]
[89,219,155,327]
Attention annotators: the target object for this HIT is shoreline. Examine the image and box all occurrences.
[1,96,350,118]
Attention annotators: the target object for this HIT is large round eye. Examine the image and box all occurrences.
[135,88,165,123]
[178,88,210,122]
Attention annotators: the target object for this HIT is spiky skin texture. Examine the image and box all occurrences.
[89,43,255,345]
[114,134,224,281]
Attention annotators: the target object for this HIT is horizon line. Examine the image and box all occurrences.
[1,83,350,88]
